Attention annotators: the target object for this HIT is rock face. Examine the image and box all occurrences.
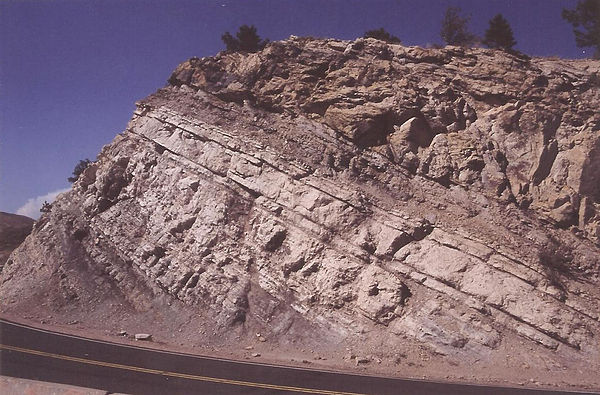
[0,212,34,267]
[2,37,600,387]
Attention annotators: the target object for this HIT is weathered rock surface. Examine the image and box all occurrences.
[134,333,152,341]
[2,37,600,388]
[0,212,34,267]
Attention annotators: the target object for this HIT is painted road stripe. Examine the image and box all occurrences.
[0,344,368,395]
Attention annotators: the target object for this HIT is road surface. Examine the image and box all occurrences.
[0,318,596,394]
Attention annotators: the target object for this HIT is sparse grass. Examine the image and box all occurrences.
[538,236,575,293]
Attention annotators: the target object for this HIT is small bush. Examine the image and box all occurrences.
[538,237,574,293]
[363,28,401,44]
[68,159,91,183]
[221,25,269,52]
[40,201,52,213]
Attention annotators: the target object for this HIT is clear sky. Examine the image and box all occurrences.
[0,0,588,217]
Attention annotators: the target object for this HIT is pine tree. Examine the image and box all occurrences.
[363,28,401,44]
[221,25,269,53]
[483,14,517,50]
[440,6,476,47]
[562,0,600,58]
[68,159,91,183]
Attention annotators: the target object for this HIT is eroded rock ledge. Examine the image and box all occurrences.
[2,37,599,387]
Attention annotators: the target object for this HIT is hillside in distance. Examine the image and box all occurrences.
[2,37,600,389]
[0,212,34,265]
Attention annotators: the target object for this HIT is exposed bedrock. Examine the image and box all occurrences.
[2,37,600,381]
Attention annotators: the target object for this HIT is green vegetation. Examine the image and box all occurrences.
[538,236,575,294]
[562,0,600,58]
[68,159,91,183]
[40,201,52,213]
[218,5,599,58]
[482,14,517,50]
[221,25,269,52]
[363,28,401,44]
[440,6,476,47]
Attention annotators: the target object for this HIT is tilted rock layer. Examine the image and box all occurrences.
[2,37,600,387]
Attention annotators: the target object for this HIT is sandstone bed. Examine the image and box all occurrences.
[2,37,600,390]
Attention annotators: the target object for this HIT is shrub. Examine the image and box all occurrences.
[68,159,91,183]
[221,25,269,52]
[483,14,517,50]
[538,237,574,293]
[40,201,52,213]
[562,0,600,58]
[440,6,476,47]
[363,28,401,44]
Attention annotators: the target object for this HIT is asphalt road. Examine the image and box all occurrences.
[0,318,596,395]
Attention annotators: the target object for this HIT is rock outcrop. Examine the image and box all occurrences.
[2,37,599,388]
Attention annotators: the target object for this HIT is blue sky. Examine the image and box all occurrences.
[0,0,587,217]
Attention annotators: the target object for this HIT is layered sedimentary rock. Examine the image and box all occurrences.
[2,37,599,386]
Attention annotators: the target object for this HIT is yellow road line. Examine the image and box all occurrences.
[0,344,368,395]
